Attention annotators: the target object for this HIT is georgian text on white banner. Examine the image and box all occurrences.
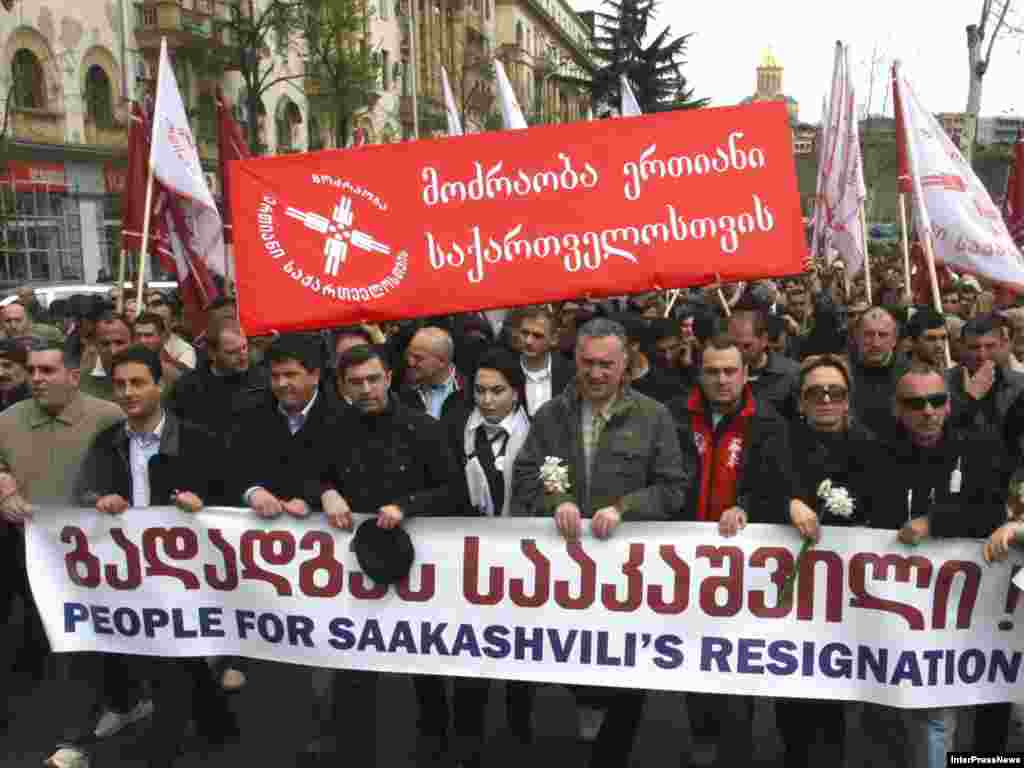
[24,507,1024,709]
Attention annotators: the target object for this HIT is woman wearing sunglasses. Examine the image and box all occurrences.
[776,354,876,768]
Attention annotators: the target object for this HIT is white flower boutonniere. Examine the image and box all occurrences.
[817,479,855,519]
[540,456,571,495]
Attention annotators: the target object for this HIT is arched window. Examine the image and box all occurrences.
[276,98,302,152]
[84,65,113,126]
[11,49,45,109]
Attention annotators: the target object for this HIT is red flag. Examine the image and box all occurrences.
[891,65,912,196]
[121,102,152,253]
[152,188,221,336]
[216,88,250,245]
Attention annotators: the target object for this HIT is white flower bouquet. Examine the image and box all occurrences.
[817,479,855,519]
[540,456,571,495]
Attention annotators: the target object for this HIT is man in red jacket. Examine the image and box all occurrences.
[666,333,793,768]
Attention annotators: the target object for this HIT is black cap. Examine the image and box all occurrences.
[352,519,415,586]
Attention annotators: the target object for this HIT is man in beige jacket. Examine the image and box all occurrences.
[0,341,126,768]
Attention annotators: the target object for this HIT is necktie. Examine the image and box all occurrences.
[475,424,506,513]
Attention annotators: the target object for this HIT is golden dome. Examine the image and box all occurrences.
[760,47,781,69]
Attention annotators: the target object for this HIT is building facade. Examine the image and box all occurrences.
[3,0,591,290]
[1,0,303,288]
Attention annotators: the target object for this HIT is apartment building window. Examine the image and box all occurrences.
[11,49,45,109]
[0,181,82,285]
[84,65,114,127]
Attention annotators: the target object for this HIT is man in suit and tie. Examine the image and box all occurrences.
[518,306,574,416]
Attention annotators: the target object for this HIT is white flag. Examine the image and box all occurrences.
[493,60,528,130]
[810,94,830,261]
[620,74,642,117]
[441,66,463,136]
[895,62,1024,287]
[149,38,225,276]
[818,43,868,277]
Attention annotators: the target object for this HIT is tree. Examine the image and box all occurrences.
[195,0,307,153]
[966,0,1023,116]
[590,0,707,115]
[302,0,380,148]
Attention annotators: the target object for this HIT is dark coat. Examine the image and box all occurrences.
[850,354,907,436]
[513,385,690,519]
[165,362,271,443]
[318,397,462,517]
[788,420,877,526]
[668,388,793,522]
[869,424,1012,535]
[630,364,682,404]
[749,351,799,420]
[74,411,227,507]
[0,382,30,412]
[396,369,468,419]
[230,391,341,506]
[946,364,1024,432]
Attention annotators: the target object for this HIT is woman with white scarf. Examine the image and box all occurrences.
[444,346,533,766]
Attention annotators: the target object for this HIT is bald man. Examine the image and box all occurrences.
[400,326,466,419]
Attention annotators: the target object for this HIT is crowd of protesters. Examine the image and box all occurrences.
[1,255,1024,768]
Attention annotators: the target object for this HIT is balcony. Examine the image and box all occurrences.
[134,0,232,51]
[83,120,129,150]
[10,108,65,145]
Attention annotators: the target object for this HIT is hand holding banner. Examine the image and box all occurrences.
[230,102,807,334]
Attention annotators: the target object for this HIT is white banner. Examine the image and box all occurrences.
[896,64,1024,287]
[25,507,1024,709]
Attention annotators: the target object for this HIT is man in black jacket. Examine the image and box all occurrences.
[309,344,461,767]
[165,318,271,445]
[728,305,799,419]
[235,334,339,519]
[0,339,30,411]
[880,363,1014,768]
[946,314,1024,432]
[518,306,575,415]
[54,346,236,768]
[851,306,907,436]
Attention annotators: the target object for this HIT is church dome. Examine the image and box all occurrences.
[760,48,781,69]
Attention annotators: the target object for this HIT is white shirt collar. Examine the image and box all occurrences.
[521,354,552,382]
[126,411,166,440]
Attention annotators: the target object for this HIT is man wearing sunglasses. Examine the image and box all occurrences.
[867,364,1013,768]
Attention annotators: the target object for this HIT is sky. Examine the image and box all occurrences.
[569,0,1024,122]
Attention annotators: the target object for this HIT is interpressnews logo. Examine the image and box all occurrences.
[947,754,1024,766]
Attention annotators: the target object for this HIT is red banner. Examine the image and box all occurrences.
[230,102,807,334]
[3,160,67,191]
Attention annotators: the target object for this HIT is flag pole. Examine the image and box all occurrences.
[898,193,912,302]
[136,171,155,319]
[409,0,420,140]
[115,248,127,314]
[894,61,950,366]
[859,203,872,304]
[664,288,680,318]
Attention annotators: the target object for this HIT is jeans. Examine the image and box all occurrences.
[913,707,956,768]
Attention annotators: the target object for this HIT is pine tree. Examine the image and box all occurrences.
[590,0,707,115]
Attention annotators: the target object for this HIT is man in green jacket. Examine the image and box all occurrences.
[512,317,692,768]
